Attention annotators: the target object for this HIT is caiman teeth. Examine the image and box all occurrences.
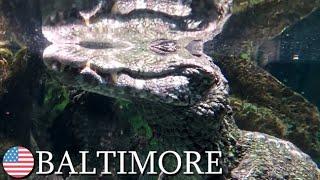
[79,11,93,26]
[79,0,103,26]
[110,73,118,84]
[111,3,120,14]
[85,60,92,68]
[81,15,91,26]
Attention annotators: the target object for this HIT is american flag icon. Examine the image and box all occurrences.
[2,146,34,178]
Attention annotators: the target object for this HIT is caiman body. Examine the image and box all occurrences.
[42,0,319,179]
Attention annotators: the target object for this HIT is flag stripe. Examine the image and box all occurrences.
[19,154,33,157]
[3,163,34,167]
[19,161,34,163]
[3,167,34,170]
[6,168,32,172]
[19,150,30,153]
[3,165,34,168]
[4,172,30,175]
[18,158,34,161]
[19,148,29,152]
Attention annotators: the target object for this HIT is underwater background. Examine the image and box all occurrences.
[0,0,320,179]
[265,9,320,109]
[262,9,320,167]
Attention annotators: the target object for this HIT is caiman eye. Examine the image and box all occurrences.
[149,39,178,55]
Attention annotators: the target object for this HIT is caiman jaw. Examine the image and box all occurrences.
[44,56,221,106]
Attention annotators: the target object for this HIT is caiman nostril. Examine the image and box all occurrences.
[185,40,203,57]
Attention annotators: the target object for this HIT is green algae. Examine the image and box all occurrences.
[233,0,266,13]
[230,96,287,138]
[44,79,69,113]
[240,53,250,60]
[114,99,164,153]
[116,99,154,141]
[129,115,153,140]
[216,55,320,163]
[0,47,13,60]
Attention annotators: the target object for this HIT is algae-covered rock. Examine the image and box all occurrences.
[206,0,320,163]
[215,55,320,163]
[230,96,287,137]
[0,47,12,93]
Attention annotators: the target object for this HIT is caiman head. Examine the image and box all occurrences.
[42,1,231,117]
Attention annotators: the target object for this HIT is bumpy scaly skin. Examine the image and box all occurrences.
[42,0,319,178]
[217,55,320,163]
[233,131,319,179]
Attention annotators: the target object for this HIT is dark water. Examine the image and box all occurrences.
[265,10,320,167]
[265,9,320,109]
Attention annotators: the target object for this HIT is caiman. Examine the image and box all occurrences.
[41,0,320,179]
